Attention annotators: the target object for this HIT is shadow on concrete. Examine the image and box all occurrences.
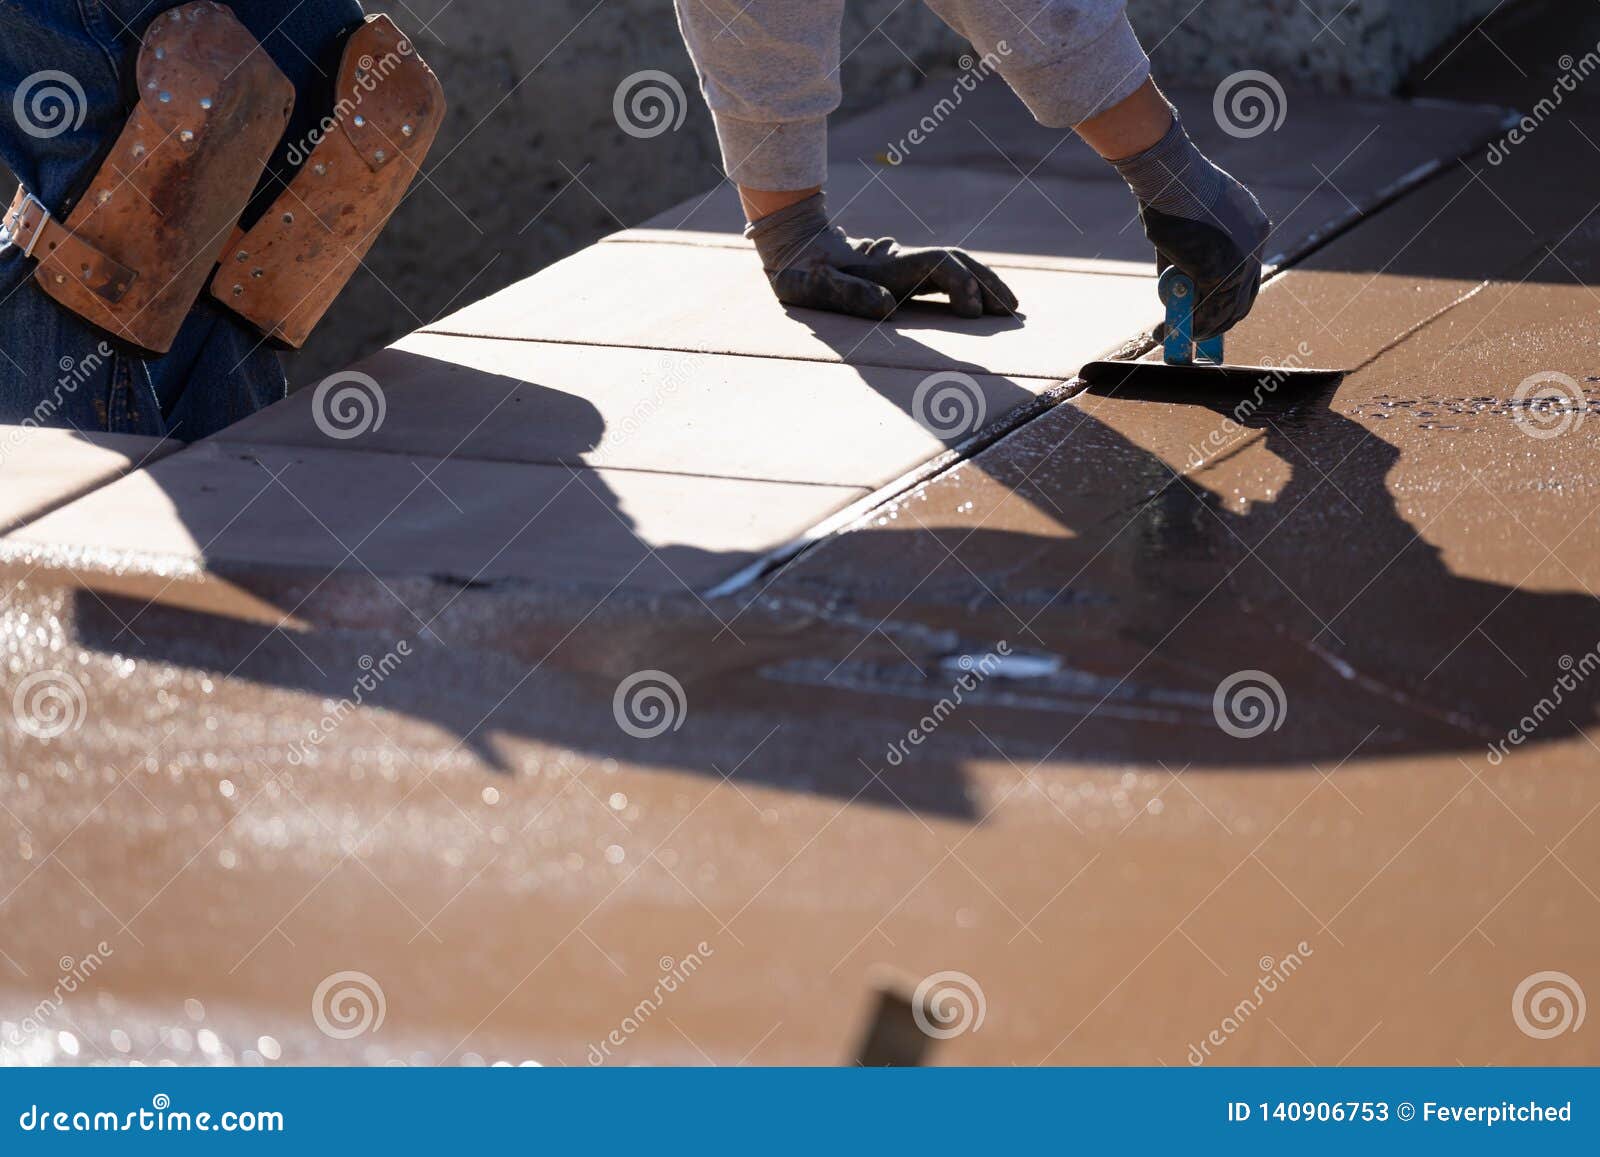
[48,299,1600,825]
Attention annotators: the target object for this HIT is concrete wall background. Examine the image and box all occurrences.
[1134,0,1503,94]
[1,0,1504,386]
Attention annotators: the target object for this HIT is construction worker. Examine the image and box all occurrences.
[673,1,1269,337]
[0,2,442,439]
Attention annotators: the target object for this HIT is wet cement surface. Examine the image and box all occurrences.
[3,5,1599,1067]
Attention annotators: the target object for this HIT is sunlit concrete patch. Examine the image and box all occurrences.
[0,427,179,534]
[0,440,869,601]
[425,242,1157,380]
[214,335,1063,491]
[1304,272,1600,597]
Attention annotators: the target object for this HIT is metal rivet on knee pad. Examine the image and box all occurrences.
[313,163,327,176]
[251,268,264,279]
[353,115,366,127]
[401,124,415,137]
[231,284,244,296]
[374,149,386,163]
[53,274,66,284]
[96,190,112,204]
[179,130,195,143]
[281,212,294,225]
[131,143,146,158]
[200,97,213,110]
[159,92,172,103]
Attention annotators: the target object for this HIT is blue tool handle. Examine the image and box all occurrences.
[1158,268,1225,366]
[1158,268,1193,366]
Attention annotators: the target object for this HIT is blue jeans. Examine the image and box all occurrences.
[0,0,365,438]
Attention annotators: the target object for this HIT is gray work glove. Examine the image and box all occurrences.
[1111,112,1271,341]
[745,193,1018,321]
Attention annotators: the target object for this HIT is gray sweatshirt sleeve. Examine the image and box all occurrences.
[674,0,1151,192]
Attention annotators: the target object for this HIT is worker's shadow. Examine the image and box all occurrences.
[769,329,1600,772]
[57,303,1600,821]
[51,339,994,817]
[55,308,1044,819]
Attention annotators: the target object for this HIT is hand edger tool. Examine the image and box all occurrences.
[1076,269,1342,394]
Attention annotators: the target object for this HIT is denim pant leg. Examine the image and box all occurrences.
[0,265,119,432]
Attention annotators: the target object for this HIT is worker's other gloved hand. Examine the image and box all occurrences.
[1111,112,1270,341]
[746,193,1018,321]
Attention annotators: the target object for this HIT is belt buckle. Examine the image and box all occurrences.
[1,192,49,259]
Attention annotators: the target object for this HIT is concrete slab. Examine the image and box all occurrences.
[1319,272,1600,595]
[2,440,867,596]
[6,604,1589,1067]
[0,426,178,533]
[767,279,1600,764]
[1,291,1595,1065]
[626,163,1355,273]
[722,248,1600,1066]
[424,241,1157,380]
[214,335,1060,490]
[829,80,1511,195]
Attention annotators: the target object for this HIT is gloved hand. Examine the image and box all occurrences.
[1111,112,1270,341]
[746,193,1018,321]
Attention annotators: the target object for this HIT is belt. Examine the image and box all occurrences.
[2,185,139,304]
